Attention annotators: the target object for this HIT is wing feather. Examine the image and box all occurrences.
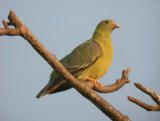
[60,40,102,74]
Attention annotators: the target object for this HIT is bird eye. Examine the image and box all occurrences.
[105,21,108,24]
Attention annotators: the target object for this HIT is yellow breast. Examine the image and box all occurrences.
[79,38,113,80]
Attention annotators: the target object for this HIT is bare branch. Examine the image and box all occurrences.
[2,20,8,28]
[128,96,160,111]
[0,28,20,36]
[128,83,160,111]
[134,83,160,105]
[0,10,131,121]
[84,68,130,93]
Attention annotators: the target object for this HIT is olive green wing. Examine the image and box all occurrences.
[61,40,102,74]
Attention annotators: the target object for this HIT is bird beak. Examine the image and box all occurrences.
[112,23,120,28]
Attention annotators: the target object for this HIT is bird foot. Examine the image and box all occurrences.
[86,78,103,88]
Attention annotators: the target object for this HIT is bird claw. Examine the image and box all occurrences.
[87,78,103,88]
[97,82,103,88]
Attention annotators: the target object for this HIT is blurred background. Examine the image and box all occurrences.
[0,0,160,121]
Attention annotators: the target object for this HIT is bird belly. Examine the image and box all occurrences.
[77,49,113,81]
[89,55,112,79]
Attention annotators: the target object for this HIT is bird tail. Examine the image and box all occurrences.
[36,84,50,98]
[36,80,64,98]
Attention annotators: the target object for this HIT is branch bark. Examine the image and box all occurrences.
[0,10,131,121]
[128,83,160,111]
[84,68,130,93]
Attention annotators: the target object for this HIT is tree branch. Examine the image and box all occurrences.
[2,20,9,28]
[0,10,131,121]
[84,68,130,93]
[0,28,20,35]
[128,83,160,111]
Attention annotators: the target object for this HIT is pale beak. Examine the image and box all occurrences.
[112,23,120,28]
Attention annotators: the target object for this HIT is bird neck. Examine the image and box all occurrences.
[92,31,112,45]
[92,31,113,59]
[92,31,113,64]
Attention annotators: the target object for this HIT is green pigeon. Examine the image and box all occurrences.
[37,19,120,98]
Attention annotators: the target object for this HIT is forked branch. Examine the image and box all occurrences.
[128,83,160,111]
[84,68,130,93]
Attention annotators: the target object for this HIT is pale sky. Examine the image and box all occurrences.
[0,0,160,121]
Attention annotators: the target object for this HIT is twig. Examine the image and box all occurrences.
[0,10,131,121]
[134,83,160,105]
[84,68,130,93]
[128,96,160,111]
[2,20,8,28]
[128,83,160,111]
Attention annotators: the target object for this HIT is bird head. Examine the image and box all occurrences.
[94,19,120,37]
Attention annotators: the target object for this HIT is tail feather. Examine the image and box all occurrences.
[36,85,50,98]
[36,81,64,98]
[37,72,64,98]
[37,75,70,98]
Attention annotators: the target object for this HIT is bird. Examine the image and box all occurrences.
[36,19,120,98]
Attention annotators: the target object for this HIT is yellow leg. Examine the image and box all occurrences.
[86,78,103,88]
